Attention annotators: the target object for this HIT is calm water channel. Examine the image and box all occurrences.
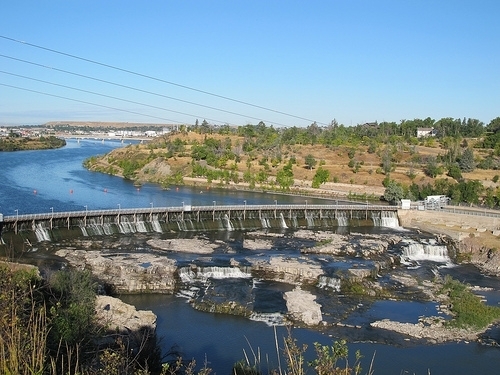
[1,138,500,374]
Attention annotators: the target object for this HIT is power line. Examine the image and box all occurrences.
[0,54,288,127]
[0,35,324,126]
[0,70,230,125]
[0,83,182,123]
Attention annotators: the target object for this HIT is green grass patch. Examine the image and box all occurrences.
[441,276,500,329]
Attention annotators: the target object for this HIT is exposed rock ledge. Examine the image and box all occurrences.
[371,318,483,343]
[147,238,220,254]
[56,249,177,293]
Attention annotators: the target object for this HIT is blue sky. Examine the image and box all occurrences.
[1,1,499,127]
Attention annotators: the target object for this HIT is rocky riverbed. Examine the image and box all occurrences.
[47,219,500,346]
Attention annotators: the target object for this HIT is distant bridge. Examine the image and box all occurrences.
[0,204,399,237]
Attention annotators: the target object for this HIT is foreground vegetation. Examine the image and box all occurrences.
[0,264,161,375]
[84,116,500,207]
[0,262,373,375]
[3,261,500,374]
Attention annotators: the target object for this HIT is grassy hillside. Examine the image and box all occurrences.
[84,126,500,204]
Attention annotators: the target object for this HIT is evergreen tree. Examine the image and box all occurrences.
[459,148,475,172]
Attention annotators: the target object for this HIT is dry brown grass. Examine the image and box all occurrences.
[93,130,500,199]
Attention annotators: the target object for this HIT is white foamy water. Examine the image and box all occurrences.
[178,266,252,282]
[249,312,285,326]
[401,240,451,263]
[372,211,400,228]
[318,275,341,291]
[34,223,51,242]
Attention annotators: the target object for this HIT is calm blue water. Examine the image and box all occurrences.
[0,138,330,216]
[2,138,500,374]
[121,293,500,375]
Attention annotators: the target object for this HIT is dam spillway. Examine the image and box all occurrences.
[0,204,399,242]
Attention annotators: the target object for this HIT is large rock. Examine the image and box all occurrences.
[147,238,219,254]
[250,256,323,284]
[284,287,322,325]
[56,249,177,293]
[96,295,157,333]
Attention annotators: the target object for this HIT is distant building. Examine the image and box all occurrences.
[424,195,449,209]
[361,122,379,128]
[417,127,437,138]
[400,199,411,210]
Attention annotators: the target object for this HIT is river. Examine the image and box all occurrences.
[1,138,500,374]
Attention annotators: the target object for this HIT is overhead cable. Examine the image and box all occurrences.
[0,82,181,123]
[0,54,286,126]
[0,70,229,125]
[0,35,324,126]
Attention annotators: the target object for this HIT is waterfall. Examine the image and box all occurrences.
[185,219,193,230]
[224,214,234,231]
[401,241,450,263]
[260,218,270,228]
[279,213,288,229]
[197,266,251,279]
[177,220,188,231]
[81,227,89,236]
[176,286,200,299]
[87,224,105,236]
[372,211,400,228]
[178,266,252,282]
[318,276,341,291]
[336,211,349,226]
[151,220,163,233]
[306,215,315,227]
[102,223,114,235]
[118,218,136,234]
[178,267,197,283]
[249,312,285,326]
[34,223,51,242]
[135,221,148,233]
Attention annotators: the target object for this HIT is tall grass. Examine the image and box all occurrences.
[233,327,374,375]
[0,265,164,375]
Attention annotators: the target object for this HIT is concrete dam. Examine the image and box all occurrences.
[0,204,400,243]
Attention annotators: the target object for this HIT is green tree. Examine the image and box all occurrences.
[459,148,475,172]
[383,180,404,204]
[276,161,294,190]
[447,164,462,181]
[312,168,330,188]
[424,156,441,178]
[48,270,98,347]
[459,180,483,205]
[487,117,500,133]
[304,154,317,170]
[381,148,392,174]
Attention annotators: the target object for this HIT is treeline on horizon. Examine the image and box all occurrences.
[189,116,500,147]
